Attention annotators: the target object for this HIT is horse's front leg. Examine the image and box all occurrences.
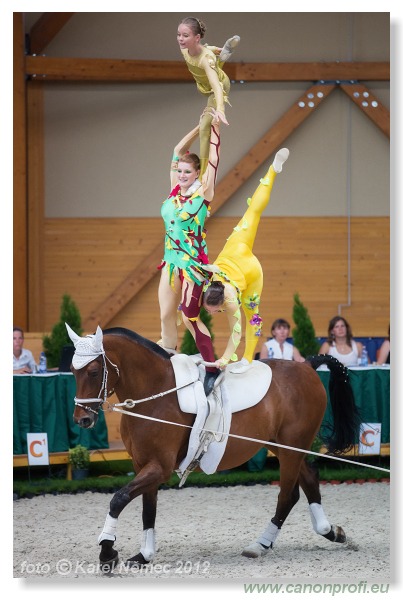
[125,490,158,566]
[98,463,166,569]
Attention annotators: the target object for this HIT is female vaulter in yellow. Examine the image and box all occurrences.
[203,148,290,374]
[177,16,240,174]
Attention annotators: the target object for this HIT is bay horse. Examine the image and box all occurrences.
[67,325,359,570]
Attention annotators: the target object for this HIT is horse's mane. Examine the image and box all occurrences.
[103,327,171,360]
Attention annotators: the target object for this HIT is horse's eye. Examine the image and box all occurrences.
[88,370,99,378]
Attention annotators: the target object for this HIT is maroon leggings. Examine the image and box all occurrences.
[181,278,217,373]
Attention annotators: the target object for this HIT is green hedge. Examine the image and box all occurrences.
[13,458,389,499]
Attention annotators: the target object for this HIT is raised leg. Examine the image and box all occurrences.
[219,35,240,63]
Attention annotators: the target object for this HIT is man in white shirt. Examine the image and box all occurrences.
[13,327,37,374]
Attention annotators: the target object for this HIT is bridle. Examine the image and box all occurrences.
[73,351,200,416]
[74,352,120,415]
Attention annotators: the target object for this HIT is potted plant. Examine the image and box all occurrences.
[68,444,90,480]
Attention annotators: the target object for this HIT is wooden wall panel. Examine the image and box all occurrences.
[44,216,390,356]
[13,13,28,329]
[27,82,45,330]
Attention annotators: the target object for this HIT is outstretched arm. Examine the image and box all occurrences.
[201,112,221,203]
[200,54,229,125]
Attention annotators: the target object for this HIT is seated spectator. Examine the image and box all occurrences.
[13,327,37,374]
[376,326,390,365]
[319,316,364,367]
[260,318,305,362]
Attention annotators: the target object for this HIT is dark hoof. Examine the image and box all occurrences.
[323,525,346,544]
[125,552,150,568]
[99,540,119,572]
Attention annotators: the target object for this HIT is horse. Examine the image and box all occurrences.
[67,325,359,570]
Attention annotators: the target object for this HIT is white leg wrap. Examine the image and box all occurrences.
[257,521,280,548]
[309,502,331,535]
[140,528,156,561]
[98,513,118,543]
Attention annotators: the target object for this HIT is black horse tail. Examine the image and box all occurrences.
[305,354,361,454]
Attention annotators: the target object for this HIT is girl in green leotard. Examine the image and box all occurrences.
[158,108,221,395]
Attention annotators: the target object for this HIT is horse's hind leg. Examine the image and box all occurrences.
[242,449,303,558]
[299,460,346,544]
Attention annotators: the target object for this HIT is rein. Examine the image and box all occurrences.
[74,352,199,414]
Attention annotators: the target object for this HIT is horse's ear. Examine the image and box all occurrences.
[94,325,104,351]
[65,323,81,345]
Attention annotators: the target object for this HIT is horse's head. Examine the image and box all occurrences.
[66,323,119,429]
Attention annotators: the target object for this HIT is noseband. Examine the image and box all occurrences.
[74,353,120,415]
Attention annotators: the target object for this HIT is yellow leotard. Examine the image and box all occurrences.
[181,46,230,112]
[181,45,231,174]
[212,165,278,364]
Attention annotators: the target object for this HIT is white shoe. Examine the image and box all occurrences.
[230,357,251,374]
[273,148,289,173]
[219,35,240,62]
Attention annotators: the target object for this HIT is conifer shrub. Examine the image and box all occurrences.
[43,294,83,368]
[292,293,320,358]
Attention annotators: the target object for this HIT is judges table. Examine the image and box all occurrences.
[13,373,108,455]
[13,366,390,456]
[317,365,390,444]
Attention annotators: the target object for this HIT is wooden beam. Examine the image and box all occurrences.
[83,83,336,330]
[13,13,28,330]
[211,83,336,214]
[25,56,390,83]
[27,82,45,330]
[235,61,390,82]
[339,83,390,138]
[25,56,194,82]
[29,13,75,55]
[84,239,165,331]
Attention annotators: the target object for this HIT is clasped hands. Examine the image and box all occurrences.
[200,107,228,126]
